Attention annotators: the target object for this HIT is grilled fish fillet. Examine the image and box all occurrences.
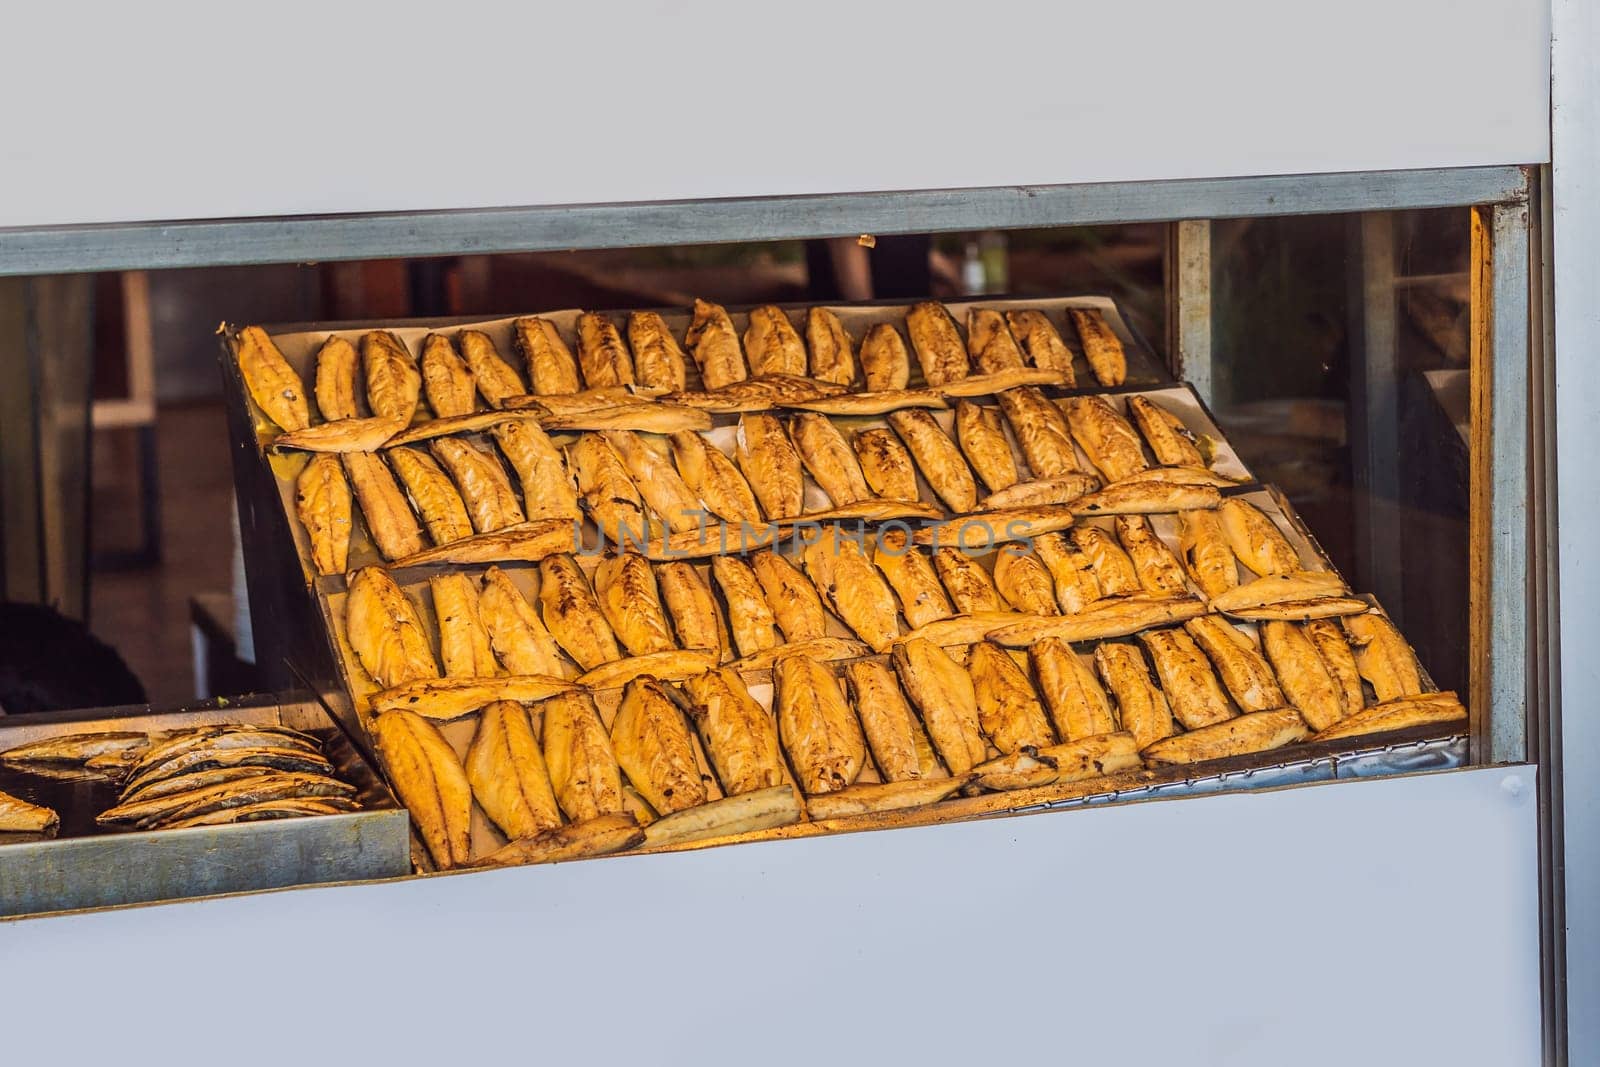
[569,433,649,543]
[682,668,786,794]
[743,305,807,377]
[373,709,472,868]
[539,554,621,670]
[806,776,970,819]
[906,301,969,386]
[955,400,1019,493]
[294,454,352,575]
[576,311,635,388]
[1207,571,1347,615]
[996,387,1079,477]
[685,298,748,389]
[1118,465,1240,488]
[273,413,405,453]
[576,649,718,690]
[1225,598,1371,622]
[541,692,627,822]
[1094,642,1174,749]
[1141,708,1308,765]
[1065,396,1149,483]
[116,749,336,809]
[594,553,676,656]
[790,413,870,506]
[382,409,542,449]
[1005,309,1075,382]
[458,329,526,408]
[749,550,828,641]
[1260,621,1345,731]
[476,812,642,866]
[670,431,761,523]
[1305,618,1366,718]
[966,308,1025,373]
[846,659,939,781]
[626,310,689,393]
[1344,613,1423,702]
[611,677,707,815]
[1066,307,1126,386]
[491,419,580,520]
[159,797,359,829]
[236,325,309,432]
[1116,514,1188,595]
[803,534,900,652]
[805,307,856,385]
[313,335,361,421]
[1219,498,1300,576]
[1185,615,1287,712]
[1070,481,1221,517]
[1072,526,1142,597]
[842,430,918,505]
[466,701,562,839]
[361,330,421,422]
[1138,627,1236,729]
[993,548,1059,616]
[345,566,438,688]
[968,642,1055,752]
[1032,637,1118,740]
[1127,395,1206,467]
[981,475,1101,511]
[893,638,988,774]
[368,675,576,720]
[421,333,477,417]
[657,562,727,660]
[1308,692,1464,742]
[888,408,977,512]
[0,789,59,836]
[513,317,582,395]
[735,414,805,519]
[874,531,955,628]
[479,567,571,677]
[990,592,1206,647]
[602,429,703,534]
[933,547,1005,613]
[431,572,499,678]
[387,446,474,545]
[775,655,865,794]
[711,555,780,656]
[859,323,912,391]
[1032,531,1103,613]
[430,438,525,533]
[1179,509,1239,599]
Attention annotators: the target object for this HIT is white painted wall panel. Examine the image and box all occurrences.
[0,0,1548,227]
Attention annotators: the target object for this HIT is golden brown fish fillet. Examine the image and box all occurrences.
[989,595,1205,646]
[313,335,361,421]
[543,402,715,434]
[1308,692,1464,743]
[1260,621,1345,731]
[466,701,562,839]
[1116,514,1188,595]
[342,451,425,561]
[1126,394,1206,467]
[894,612,1018,649]
[1118,465,1241,488]
[1070,481,1222,517]
[472,812,643,867]
[611,676,707,815]
[892,638,988,774]
[968,642,1056,753]
[1207,571,1349,614]
[966,308,1025,373]
[513,317,582,395]
[906,301,969,386]
[664,374,843,412]
[750,550,828,642]
[669,431,761,523]
[775,655,866,794]
[361,330,421,422]
[996,387,1079,477]
[859,323,912,391]
[490,419,580,521]
[656,562,727,660]
[641,787,799,845]
[727,637,871,673]
[805,306,856,385]
[803,534,901,652]
[807,776,972,819]
[993,548,1059,616]
[380,409,541,449]
[1031,637,1118,740]
[369,675,575,720]
[1073,526,1143,597]
[1138,627,1236,729]
[273,413,406,453]
[345,566,438,690]
[236,325,309,432]
[390,521,576,570]
[685,298,748,389]
[1344,613,1424,702]
[736,413,805,519]
[431,572,499,678]
[539,554,622,671]
[575,649,718,690]
[626,310,689,393]
[845,660,940,781]
[888,408,977,512]
[933,547,1005,613]
[0,788,58,836]
[1219,498,1301,576]
[1179,509,1239,599]
[683,668,786,794]
[711,555,780,656]
[602,429,703,534]
[387,446,473,546]
[420,333,477,417]
[955,400,1019,493]
[1005,309,1076,382]
[853,428,920,502]
[980,474,1101,511]
[874,531,955,629]
[593,553,676,656]
[540,692,627,822]
[743,304,807,377]
[1305,618,1366,718]
[294,454,352,575]
[1065,395,1149,483]
[457,329,526,408]
[938,367,1071,397]
[576,311,635,388]
[1094,642,1174,749]
[1224,598,1373,622]
[479,566,569,677]
[1066,307,1126,386]
[430,438,525,533]
[1141,708,1308,765]
[791,413,871,506]
[569,433,649,544]
[373,709,472,868]
[1183,615,1286,713]
[1032,531,1103,613]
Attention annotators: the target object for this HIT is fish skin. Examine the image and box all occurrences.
[743,305,807,377]
[627,311,689,392]
[642,787,800,845]
[791,413,871,506]
[993,548,1059,616]
[576,311,636,388]
[1343,613,1424,702]
[1031,637,1118,741]
[853,428,920,502]
[540,692,627,822]
[1066,307,1127,386]
[123,726,318,783]
[955,400,1019,493]
[1126,395,1206,468]
[775,655,866,795]
[806,776,973,819]
[368,675,576,720]
[906,301,970,386]
[710,555,781,657]
[805,307,856,385]
[1072,526,1143,597]
[968,642,1056,753]
[361,331,422,422]
[236,325,309,432]
[735,414,805,519]
[569,433,649,544]
[346,566,438,689]
[1261,621,1345,731]
[420,333,477,417]
[611,677,708,815]
[118,766,278,806]
[107,762,347,820]
[996,387,1079,478]
[670,431,762,523]
[657,562,726,661]
[892,638,988,775]
[602,430,705,534]
[803,534,901,652]
[314,335,362,421]
[1065,395,1150,483]
[1005,310,1076,382]
[478,566,569,677]
[294,454,352,575]
[1141,708,1309,765]
[387,446,474,546]
[1032,531,1103,613]
[1138,627,1237,729]
[342,451,425,561]
[966,308,1026,373]
[1094,642,1175,749]
[539,555,623,671]
[108,771,356,831]
[513,317,582,395]
[1071,481,1221,517]
[1116,514,1189,595]
[750,550,829,642]
[594,553,676,656]
[160,797,359,829]
[2,731,149,770]
[859,322,911,391]
[373,710,473,868]
[1305,618,1366,718]
[457,329,526,408]
[979,474,1101,511]
[1184,615,1288,712]
[1218,498,1301,576]
[682,668,787,795]
[874,531,955,629]
[685,298,749,389]
[273,413,406,453]
[429,438,525,534]
[887,408,978,512]
[1179,509,1239,599]
[491,419,580,521]
[933,547,1006,613]
[1308,692,1465,743]
[430,573,499,678]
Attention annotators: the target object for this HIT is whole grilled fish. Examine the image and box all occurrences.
[342,451,425,560]
[430,438,525,534]
[1343,613,1423,702]
[626,310,689,392]
[933,547,1005,613]
[966,309,1025,373]
[955,400,1019,493]
[1218,499,1300,576]
[968,642,1056,753]
[906,301,969,386]
[120,744,334,800]
[346,566,438,689]
[670,431,762,523]
[294,454,352,575]
[541,692,627,822]
[1094,642,1174,749]
[1116,514,1188,595]
[611,677,708,815]
[373,710,473,868]
[710,555,780,657]
[314,335,361,421]
[996,387,1079,478]
[491,419,580,521]
[1005,310,1075,382]
[480,566,569,677]
[119,766,278,806]
[1072,526,1143,597]
[576,311,636,388]
[1261,621,1345,731]
[458,329,526,407]
[853,428,920,502]
[101,769,354,830]
[388,446,473,545]
[466,701,563,840]
[892,638,988,775]
[569,433,649,544]
[602,430,703,534]
[685,298,749,389]
[791,413,871,505]
[1127,395,1206,468]
[1032,531,1103,613]
[2,731,149,773]
[1179,509,1239,599]
[361,331,422,422]
[594,553,676,656]
[683,668,786,795]
[539,554,622,671]
[845,659,939,782]
[431,572,499,678]
[744,305,807,377]
[887,408,977,512]
[1138,627,1236,729]
[236,325,309,432]
[859,323,912,391]
[1065,395,1149,483]
[874,531,954,629]
[993,548,1058,616]
[1031,637,1117,740]
[1066,307,1126,386]
[735,414,804,519]
[514,316,582,395]
[805,307,856,385]
[750,550,829,642]
[775,655,865,795]
[421,333,477,417]
[1305,618,1366,718]
[803,534,900,652]
[123,725,317,780]
[657,562,726,660]
[1185,615,1286,713]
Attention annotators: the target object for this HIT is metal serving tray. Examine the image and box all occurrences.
[0,697,411,919]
